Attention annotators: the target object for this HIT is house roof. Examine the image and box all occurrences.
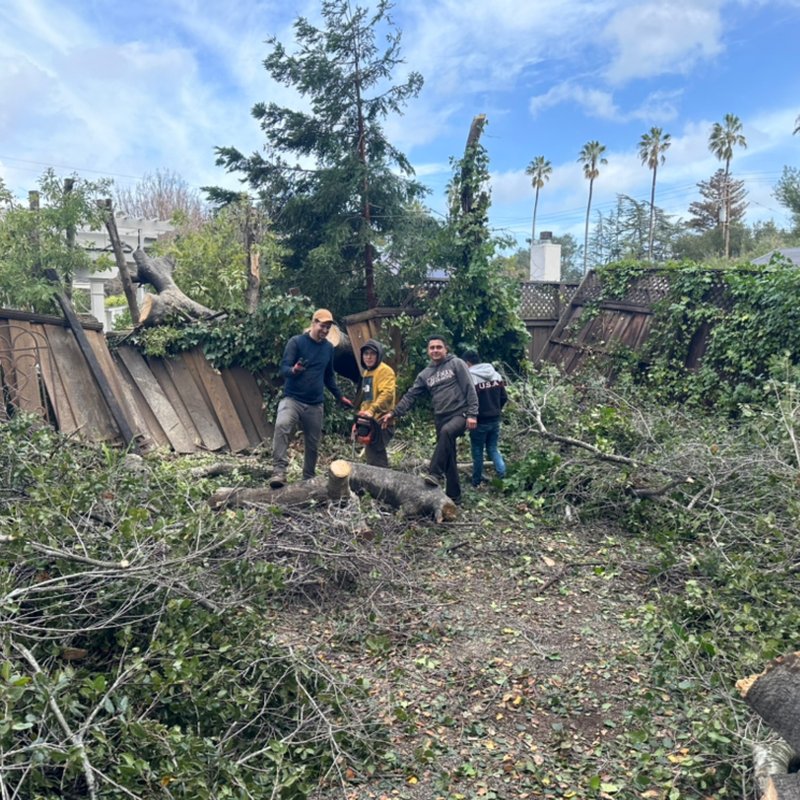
[751,247,800,266]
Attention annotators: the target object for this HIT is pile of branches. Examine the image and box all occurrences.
[0,416,417,799]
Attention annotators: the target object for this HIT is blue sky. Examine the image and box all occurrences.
[1,0,798,250]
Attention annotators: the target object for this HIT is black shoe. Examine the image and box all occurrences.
[450,495,462,505]
[423,474,441,488]
[269,473,286,489]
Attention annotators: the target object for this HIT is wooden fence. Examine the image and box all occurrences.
[538,269,731,373]
[0,308,270,453]
[344,282,579,366]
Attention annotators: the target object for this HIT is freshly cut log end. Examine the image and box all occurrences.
[739,652,800,768]
[327,459,352,502]
[764,772,800,800]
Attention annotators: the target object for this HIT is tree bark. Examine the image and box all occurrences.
[243,205,260,313]
[131,249,215,327]
[738,652,800,755]
[209,461,457,522]
[99,199,140,323]
[738,652,800,800]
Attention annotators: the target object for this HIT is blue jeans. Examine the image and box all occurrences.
[469,419,505,486]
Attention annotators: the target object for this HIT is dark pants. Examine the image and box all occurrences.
[431,413,467,500]
[365,428,393,468]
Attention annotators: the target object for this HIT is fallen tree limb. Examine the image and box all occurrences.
[751,738,798,800]
[131,249,215,327]
[209,460,457,522]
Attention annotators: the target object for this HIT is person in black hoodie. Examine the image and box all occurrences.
[381,335,478,503]
[462,350,508,487]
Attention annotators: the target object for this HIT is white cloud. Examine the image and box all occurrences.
[603,1,725,84]
[530,84,621,120]
[529,83,681,125]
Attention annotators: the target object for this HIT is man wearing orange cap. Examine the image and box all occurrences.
[270,309,352,488]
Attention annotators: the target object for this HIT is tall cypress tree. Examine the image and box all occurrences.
[215,0,425,312]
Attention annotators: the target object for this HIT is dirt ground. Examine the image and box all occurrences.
[269,487,657,800]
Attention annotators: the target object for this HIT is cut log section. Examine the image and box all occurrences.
[209,460,457,522]
[738,652,800,800]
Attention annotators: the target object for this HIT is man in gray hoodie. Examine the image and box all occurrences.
[381,335,478,503]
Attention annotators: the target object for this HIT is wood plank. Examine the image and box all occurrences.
[631,315,653,350]
[147,357,202,448]
[43,324,117,441]
[29,322,58,427]
[34,322,76,433]
[221,369,261,447]
[84,332,152,449]
[183,348,249,452]
[226,367,272,441]
[0,307,103,331]
[116,347,195,453]
[0,322,16,420]
[8,321,46,416]
[113,349,169,449]
[162,355,226,451]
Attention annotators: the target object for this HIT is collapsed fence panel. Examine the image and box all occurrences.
[0,308,270,453]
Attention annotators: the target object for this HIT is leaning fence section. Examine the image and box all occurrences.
[0,308,270,453]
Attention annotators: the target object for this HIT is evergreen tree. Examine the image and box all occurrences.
[774,166,800,233]
[590,195,682,267]
[215,0,425,312]
[688,169,747,232]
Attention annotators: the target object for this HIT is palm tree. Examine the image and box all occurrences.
[638,127,672,261]
[708,114,747,257]
[524,156,552,245]
[578,140,607,275]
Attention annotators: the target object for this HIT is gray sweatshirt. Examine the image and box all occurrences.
[394,354,479,419]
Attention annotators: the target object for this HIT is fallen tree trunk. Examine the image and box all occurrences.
[209,460,457,522]
[738,652,800,799]
[131,249,215,327]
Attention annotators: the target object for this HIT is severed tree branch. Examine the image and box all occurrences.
[13,643,98,800]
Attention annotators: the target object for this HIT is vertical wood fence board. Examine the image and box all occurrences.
[162,356,226,451]
[35,325,76,433]
[43,324,117,441]
[630,315,653,351]
[84,330,149,446]
[30,323,58,427]
[0,322,17,421]
[220,370,260,447]
[112,351,170,449]
[116,347,195,453]
[183,349,249,452]
[226,366,273,441]
[147,358,202,449]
